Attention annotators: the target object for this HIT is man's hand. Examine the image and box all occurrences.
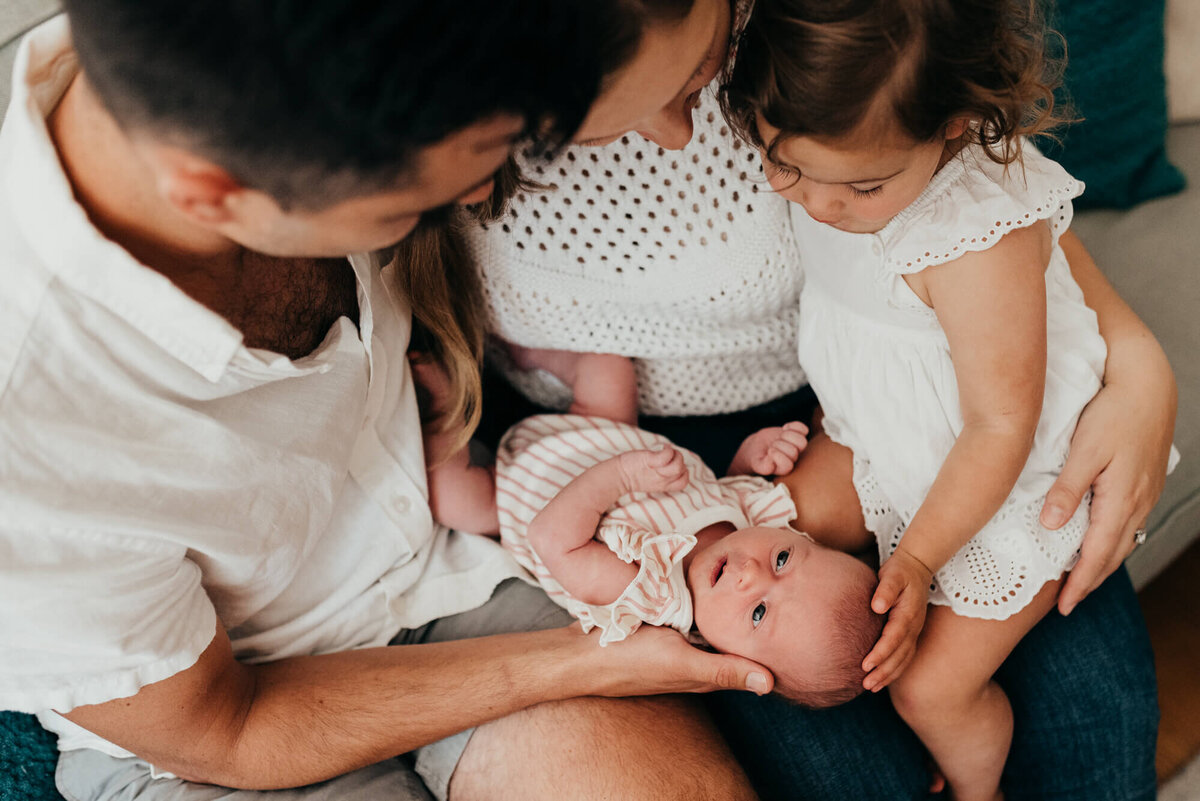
[862,548,932,691]
[727,422,809,476]
[584,624,773,697]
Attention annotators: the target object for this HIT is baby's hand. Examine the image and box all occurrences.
[727,422,809,476]
[617,447,690,495]
[861,548,932,692]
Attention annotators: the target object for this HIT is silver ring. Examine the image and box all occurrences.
[1134,527,1148,545]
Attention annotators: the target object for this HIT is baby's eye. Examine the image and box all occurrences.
[851,184,884,198]
[751,603,766,627]
[775,550,790,571]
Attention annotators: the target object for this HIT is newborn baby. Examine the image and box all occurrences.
[495,413,882,707]
[424,388,882,706]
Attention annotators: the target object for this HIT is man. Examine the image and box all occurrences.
[0,2,768,799]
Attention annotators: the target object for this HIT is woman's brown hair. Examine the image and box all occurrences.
[397,0,697,462]
[721,0,1066,167]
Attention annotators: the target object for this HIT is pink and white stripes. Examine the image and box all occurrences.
[496,414,798,645]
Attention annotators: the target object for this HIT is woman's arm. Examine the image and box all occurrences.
[1048,231,1177,615]
[863,224,1049,688]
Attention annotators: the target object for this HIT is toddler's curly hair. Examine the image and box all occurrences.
[721,0,1067,167]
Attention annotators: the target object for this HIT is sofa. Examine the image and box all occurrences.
[1,2,1197,800]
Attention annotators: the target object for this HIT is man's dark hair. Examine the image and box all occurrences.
[62,0,686,208]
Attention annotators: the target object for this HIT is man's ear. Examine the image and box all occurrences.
[943,118,970,141]
[153,146,245,225]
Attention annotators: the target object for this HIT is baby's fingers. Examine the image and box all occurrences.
[647,445,678,467]
[782,421,810,436]
[766,443,800,474]
[779,428,809,452]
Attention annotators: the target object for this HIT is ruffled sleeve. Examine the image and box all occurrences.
[880,142,1084,276]
[721,475,798,529]
[584,526,697,645]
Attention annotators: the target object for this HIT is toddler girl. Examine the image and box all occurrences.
[721,1,1108,799]
[411,351,883,708]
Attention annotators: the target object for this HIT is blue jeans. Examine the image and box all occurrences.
[706,566,1158,801]
[480,378,1159,800]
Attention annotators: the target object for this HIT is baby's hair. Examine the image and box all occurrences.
[720,0,1066,168]
[772,558,884,709]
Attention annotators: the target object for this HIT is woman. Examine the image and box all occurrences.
[464,0,1174,798]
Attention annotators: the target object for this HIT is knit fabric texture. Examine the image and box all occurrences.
[466,89,807,418]
[1041,0,1185,208]
[0,711,62,800]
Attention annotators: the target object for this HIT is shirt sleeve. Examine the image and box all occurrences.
[0,529,218,713]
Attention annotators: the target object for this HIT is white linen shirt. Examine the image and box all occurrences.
[0,17,526,760]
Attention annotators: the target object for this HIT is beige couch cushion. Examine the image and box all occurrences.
[1073,122,1200,587]
[1167,0,1200,122]
[0,0,59,113]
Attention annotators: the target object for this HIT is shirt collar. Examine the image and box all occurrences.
[2,16,246,383]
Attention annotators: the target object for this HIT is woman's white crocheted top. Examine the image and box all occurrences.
[464,88,805,417]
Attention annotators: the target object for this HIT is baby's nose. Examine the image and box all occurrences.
[735,558,765,589]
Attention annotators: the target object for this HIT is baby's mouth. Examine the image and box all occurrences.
[710,557,727,587]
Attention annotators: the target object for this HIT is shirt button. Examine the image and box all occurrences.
[871,241,882,256]
[392,495,412,515]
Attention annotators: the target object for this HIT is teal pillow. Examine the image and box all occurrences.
[0,711,62,800]
[1041,0,1186,208]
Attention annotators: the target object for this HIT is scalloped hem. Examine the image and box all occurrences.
[837,436,1086,621]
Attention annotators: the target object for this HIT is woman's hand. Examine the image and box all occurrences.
[1043,369,1177,615]
[862,548,932,691]
[1051,230,1179,615]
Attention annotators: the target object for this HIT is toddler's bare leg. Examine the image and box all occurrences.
[774,431,873,552]
[888,580,1061,801]
[569,353,639,423]
[507,345,639,424]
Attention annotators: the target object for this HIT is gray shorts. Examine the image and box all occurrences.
[55,579,570,801]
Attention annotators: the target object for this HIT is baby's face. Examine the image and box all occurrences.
[688,526,865,674]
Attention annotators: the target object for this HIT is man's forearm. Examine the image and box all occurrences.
[67,624,595,791]
[217,628,591,788]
